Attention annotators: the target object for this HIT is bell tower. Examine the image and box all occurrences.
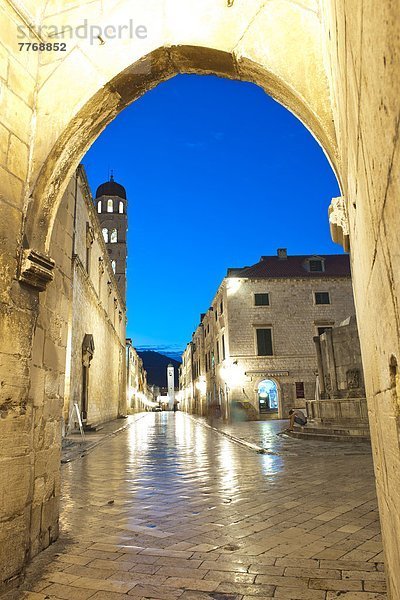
[95,174,128,302]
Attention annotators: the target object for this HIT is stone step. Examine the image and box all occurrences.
[289,427,370,443]
[297,423,370,434]
[314,418,370,428]
[84,423,105,432]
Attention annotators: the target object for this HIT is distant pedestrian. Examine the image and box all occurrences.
[173,402,178,413]
[287,409,307,431]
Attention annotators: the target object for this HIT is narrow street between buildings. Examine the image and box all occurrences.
[14,413,385,600]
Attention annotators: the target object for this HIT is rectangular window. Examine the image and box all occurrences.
[255,293,270,306]
[295,382,305,399]
[216,341,220,364]
[220,301,224,314]
[315,292,330,305]
[256,328,273,356]
[309,259,323,272]
[86,247,91,274]
[222,334,226,360]
[317,326,333,336]
[215,309,218,321]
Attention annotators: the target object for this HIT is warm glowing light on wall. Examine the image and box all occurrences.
[196,376,207,395]
[226,278,242,295]
[220,360,243,388]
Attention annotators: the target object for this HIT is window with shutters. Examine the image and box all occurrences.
[315,292,330,305]
[295,382,305,398]
[255,293,270,306]
[309,259,323,272]
[256,328,273,356]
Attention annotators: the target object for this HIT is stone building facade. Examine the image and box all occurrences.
[63,167,127,430]
[0,164,128,582]
[126,340,154,411]
[180,250,355,420]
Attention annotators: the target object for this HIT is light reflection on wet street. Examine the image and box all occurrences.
[17,413,386,600]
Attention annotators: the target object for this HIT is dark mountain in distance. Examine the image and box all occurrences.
[137,351,181,388]
[161,351,183,363]
[136,346,183,363]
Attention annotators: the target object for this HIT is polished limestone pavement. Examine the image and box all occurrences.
[11,413,386,600]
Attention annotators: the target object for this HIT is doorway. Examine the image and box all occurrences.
[258,379,279,414]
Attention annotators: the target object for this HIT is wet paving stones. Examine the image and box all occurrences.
[8,413,386,599]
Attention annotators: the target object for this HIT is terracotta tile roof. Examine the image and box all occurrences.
[227,253,351,279]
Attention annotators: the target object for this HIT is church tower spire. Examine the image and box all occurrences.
[95,174,128,302]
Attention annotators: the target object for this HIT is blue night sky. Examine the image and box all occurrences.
[83,74,341,351]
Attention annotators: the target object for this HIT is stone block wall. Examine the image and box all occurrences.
[226,277,355,357]
[0,5,39,585]
[224,276,355,417]
[321,3,400,595]
[68,263,125,426]
[62,168,126,428]
[182,273,356,419]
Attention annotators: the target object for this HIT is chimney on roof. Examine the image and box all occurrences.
[277,248,288,260]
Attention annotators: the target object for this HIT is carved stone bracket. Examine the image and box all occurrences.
[19,249,55,292]
[329,196,350,252]
[86,223,95,247]
[82,333,95,367]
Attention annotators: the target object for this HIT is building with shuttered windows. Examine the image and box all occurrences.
[179,249,355,420]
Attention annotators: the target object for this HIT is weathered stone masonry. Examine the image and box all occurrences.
[1,0,400,597]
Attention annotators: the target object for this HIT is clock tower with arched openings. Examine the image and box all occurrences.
[95,174,128,302]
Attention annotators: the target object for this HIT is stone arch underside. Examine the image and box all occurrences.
[20,0,337,258]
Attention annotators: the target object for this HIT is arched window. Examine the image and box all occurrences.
[97,200,102,213]
[111,260,116,273]
[102,228,109,243]
[107,199,113,213]
[119,201,124,214]
[110,228,118,243]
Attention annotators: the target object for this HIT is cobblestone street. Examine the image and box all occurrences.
[14,413,386,600]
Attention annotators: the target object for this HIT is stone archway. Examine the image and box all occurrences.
[25,49,337,257]
[257,378,280,415]
[1,2,400,598]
